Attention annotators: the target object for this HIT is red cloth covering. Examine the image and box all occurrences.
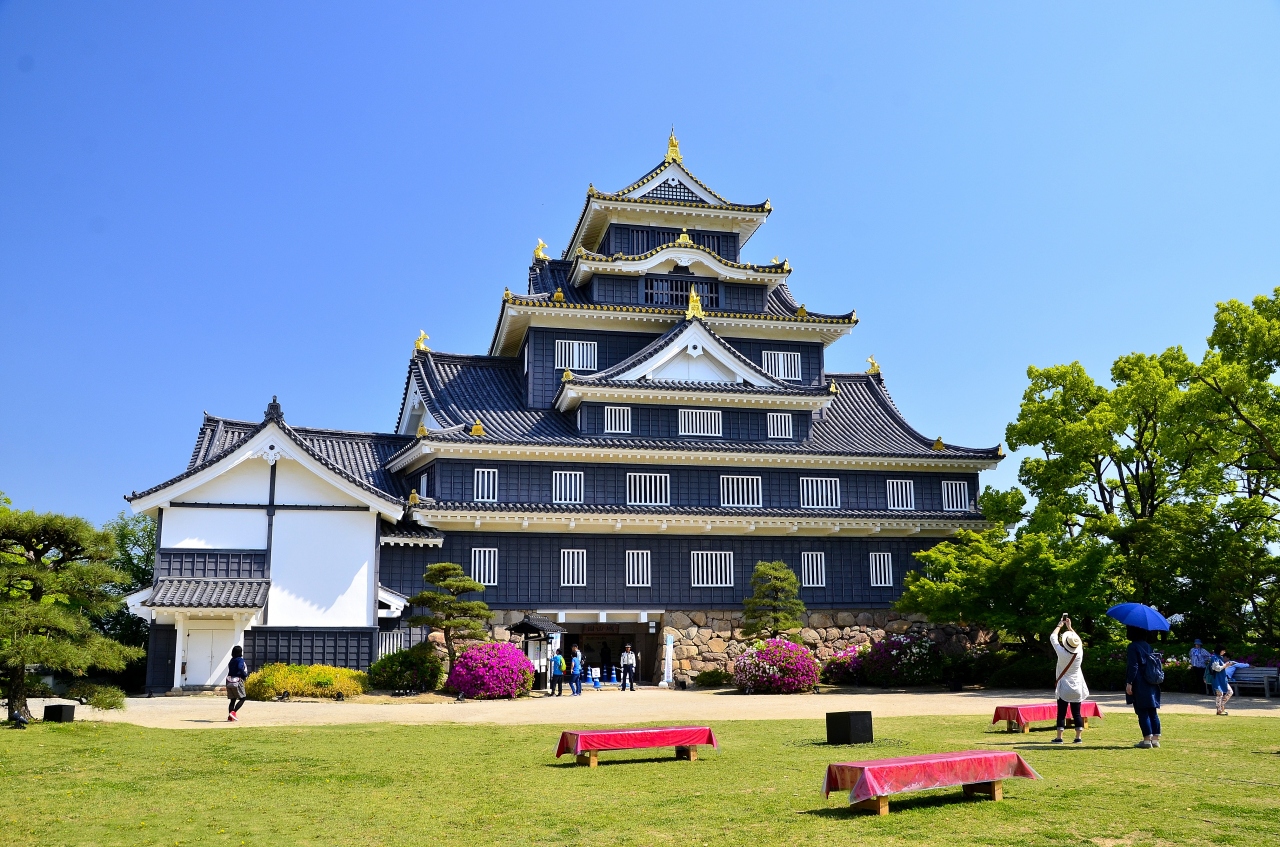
[991,701,1103,728]
[555,726,718,757]
[822,750,1040,803]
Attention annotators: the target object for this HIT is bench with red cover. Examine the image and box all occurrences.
[991,701,1103,733]
[823,750,1040,815]
[555,726,717,767]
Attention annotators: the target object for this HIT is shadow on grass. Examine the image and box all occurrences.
[543,755,699,768]
[799,793,997,817]
[787,738,911,750]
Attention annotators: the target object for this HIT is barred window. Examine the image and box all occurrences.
[942,480,969,512]
[691,551,733,587]
[554,340,597,371]
[886,480,915,510]
[560,549,587,587]
[679,409,722,437]
[762,351,802,381]
[625,550,651,587]
[604,406,632,434]
[801,552,826,588]
[800,477,840,509]
[767,412,793,439]
[720,475,762,508]
[471,548,498,586]
[869,552,893,588]
[627,472,670,506]
[552,471,584,504]
[473,469,498,502]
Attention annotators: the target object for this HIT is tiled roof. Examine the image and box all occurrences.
[145,578,270,608]
[381,524,443,545]
[415,501,987,522]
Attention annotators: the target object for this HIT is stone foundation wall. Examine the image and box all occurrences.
[661,609,991,685]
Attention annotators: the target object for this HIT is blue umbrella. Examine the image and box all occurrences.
[1106,603,1171,632]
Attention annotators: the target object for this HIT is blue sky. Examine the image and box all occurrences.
[3,3,1280,525]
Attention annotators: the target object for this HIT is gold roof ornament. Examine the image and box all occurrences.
[503,287,512,302]
[470,418,486,437]
[533,238,549,261]
[414,330,431,352]
[552,287,565,302]
[408,490,420,506]
[997,443,1005,457]
[797,304,808,317]
[562,369,573,382]
[829,381,840,394]
[675,228,693,246]
[763,199,772,211]
[772,256,780,264]
[932,436,945,451]
[416,422,427,437]
[685,288,705,320]
[665,128,683,164]
[866,355,880,374]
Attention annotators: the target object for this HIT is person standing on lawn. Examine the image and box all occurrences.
[549,648,565,697]
[1208,645,1235,715]
[1050,614,1088,744]
[619,644,637,691]
[1125,626,1162,748]
[226,645,248,722]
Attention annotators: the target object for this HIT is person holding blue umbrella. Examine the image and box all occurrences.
[1108,603,1169,749]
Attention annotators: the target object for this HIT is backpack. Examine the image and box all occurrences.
[554,655,565,673]
[1141,650,1165,686]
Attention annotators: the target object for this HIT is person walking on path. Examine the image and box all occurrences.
[226,645,248,722]
[1050,614,1088,744]
[1125,626,1163,748]
[549,648,565,697]
[619,644,637,691]
[569,646,584,696]
[1208,645,1235,715]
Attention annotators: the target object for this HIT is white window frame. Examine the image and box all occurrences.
[942,480,969,512]
[767,412,793,439]
[552,470,584,504]
[801,552,826,588]
[762,350,802,381]
[555,339,597,371]
[800,477,840,509]
[625,550,651,587]
[604,406,632,434]
[886,479,915,511]
[678,408,722,437]
[471,548,498,586]
[691,551,733,588]
[869,552,893,588]
[419,473,430,497]
[720,475,762,508]
[626,472,670,506]
[473,468,498,503]
[560,549,587,587]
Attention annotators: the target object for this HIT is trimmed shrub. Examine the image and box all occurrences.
[24,674,56,699]
[822,634,945,688]
[693,669,733,687]
[367,643,443,692]
[245,664,369,701]
[447,642,535,699]
[733,638,820,694]
[985,654,1055,689]
[821,643,868,686]
[66,682,126,710]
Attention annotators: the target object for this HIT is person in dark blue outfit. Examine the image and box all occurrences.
[226,645,248,722]
[1125,626,1161,748]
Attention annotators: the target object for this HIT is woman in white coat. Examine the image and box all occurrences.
[1051,614,1089,744]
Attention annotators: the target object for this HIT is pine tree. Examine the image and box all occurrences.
[742,560,806,638]
[407,562,491,668]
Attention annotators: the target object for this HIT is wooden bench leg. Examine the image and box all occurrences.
[575,752,598,768]
[851,796,889,815]
[675,745,697,762]
[1021,722,1029,733]
[1006,720,1016,733]
[962,780,1003,802]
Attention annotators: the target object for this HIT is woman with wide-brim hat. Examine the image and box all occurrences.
[1050,614,1089,744]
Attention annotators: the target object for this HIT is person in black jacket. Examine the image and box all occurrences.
[226,645,248,722]
[1124,627,1162,748]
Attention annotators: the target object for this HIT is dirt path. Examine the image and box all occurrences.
[35,686,1280,730]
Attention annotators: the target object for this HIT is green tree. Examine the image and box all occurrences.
[742,560,806,638]
[1,509,145,720]
[94,512,156,649]
[407,562,490,668]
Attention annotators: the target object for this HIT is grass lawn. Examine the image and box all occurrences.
[1,712,1277,846]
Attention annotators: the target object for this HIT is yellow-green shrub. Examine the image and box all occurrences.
[244,663,369,701]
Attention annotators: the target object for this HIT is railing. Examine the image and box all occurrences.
[377,630,404,660]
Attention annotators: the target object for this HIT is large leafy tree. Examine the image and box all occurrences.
[1,509,145,720]
[407,562,490,668]
[94,512,156,648]
[741,560,806,638]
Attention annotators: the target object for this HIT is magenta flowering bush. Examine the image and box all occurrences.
[821,643,869,685]
[821,633,943,687]
[447,642,535,699]
[733,638,819,694]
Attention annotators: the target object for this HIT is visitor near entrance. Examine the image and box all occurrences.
[550,648,565,697]
[619,644,637,691]
[226,645,248,722]
[1049,615,1088,744]
[570,647,584,696]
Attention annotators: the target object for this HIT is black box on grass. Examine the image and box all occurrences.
[43,704,75,723]
[826,710,872,745]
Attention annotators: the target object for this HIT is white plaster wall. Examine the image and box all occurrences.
[651,351,735,382]
[162,507,268,549]
[267,510,375,627]
[273,459,364,507]
[182,458,271,504]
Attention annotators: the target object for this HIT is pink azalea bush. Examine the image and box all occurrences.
[447,642,535,699]
[732,638,820,694]
[821,633,943,687]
